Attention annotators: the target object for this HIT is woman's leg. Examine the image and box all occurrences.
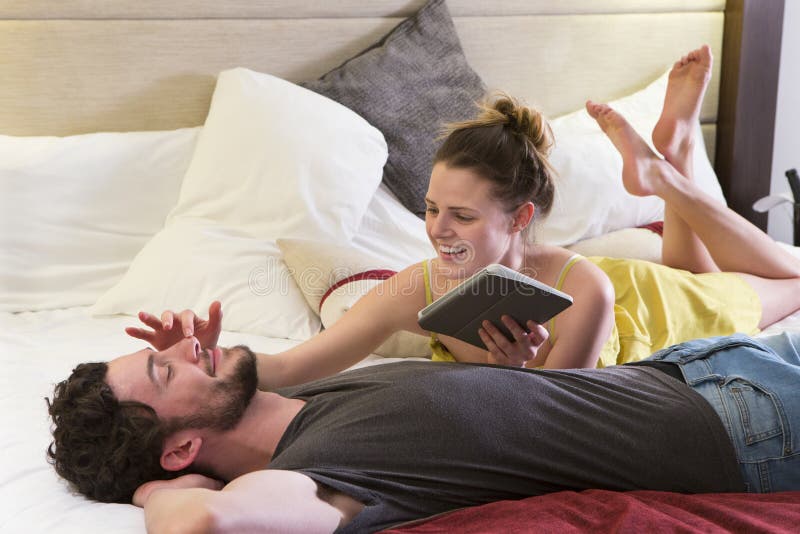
[586,99,800,325]
[585,98,800,280]
[651,45,719,273]
[736,274,800,328]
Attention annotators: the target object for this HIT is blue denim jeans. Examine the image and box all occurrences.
[643,332,800,492]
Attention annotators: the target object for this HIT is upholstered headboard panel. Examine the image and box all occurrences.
[1,0,724,161]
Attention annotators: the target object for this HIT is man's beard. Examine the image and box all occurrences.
[164,345,258,433]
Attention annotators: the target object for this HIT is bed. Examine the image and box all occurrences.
[2,0,799,532]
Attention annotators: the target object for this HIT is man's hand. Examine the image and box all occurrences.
[133,474,224,508]
[125,301,223,351]
[479,316,549,367]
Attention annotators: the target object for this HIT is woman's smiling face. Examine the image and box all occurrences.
[425,162,522,279]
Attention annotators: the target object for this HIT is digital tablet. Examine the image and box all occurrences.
[417,263,573,350]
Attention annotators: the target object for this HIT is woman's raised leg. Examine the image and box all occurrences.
[586,100,800,279]
[650,45,719,273]
[586,98,800,326]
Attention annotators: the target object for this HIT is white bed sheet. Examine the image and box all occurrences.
[4,304,800,533]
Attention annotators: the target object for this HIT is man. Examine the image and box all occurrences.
[48,327,800,533]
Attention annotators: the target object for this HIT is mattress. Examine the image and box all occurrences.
[4,304,800,532]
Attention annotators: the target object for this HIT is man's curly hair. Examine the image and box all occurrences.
[46,362,184,503]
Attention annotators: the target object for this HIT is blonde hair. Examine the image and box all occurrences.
[435,92,556,216]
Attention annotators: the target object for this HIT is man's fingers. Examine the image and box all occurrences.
[179,309,196,337]
[208,300,223,326]
[161,311,175,330]
[125,327,154,342]
[138,312,164,330]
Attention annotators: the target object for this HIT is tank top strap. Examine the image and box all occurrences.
[421,259,456,361]
[554,253,584,291]
[422,259,433,305]
[548,253,585,341]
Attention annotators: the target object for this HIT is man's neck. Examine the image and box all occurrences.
[196,392,306,481]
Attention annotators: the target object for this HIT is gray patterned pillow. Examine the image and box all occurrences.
[302,0,486,218]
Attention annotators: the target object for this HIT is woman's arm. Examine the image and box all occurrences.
[127,264,428,390]
[258,265,427,389]
[539,260,616,369]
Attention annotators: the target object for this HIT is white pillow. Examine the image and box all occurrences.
[566,227,663,264]
[320,280,432,358]
[280,185,435,357]
[169,68,388,242]
[277,238,431,358]
[0,128,199,312]
[352,184,437,267]
[537,70,725,246]
[92,219,319,340]
[277,238,392,313]
[93,68,386,340]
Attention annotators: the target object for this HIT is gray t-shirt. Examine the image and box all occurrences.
[270,362,743,533]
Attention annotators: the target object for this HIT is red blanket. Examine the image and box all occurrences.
[383,490,800,533]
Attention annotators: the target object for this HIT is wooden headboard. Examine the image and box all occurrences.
[1,0,780,226]
[716,0,784,230]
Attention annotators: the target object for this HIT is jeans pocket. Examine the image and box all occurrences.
[727,379,783,445]
[721,377,792,465]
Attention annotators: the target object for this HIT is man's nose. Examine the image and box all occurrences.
[167,336,201,363]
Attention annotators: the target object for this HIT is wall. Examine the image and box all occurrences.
[768,0,800,244]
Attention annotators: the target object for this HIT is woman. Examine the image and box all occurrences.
[127,46,800,387]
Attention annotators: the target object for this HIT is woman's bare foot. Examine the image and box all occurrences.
[651,45,713,171]
[586,100,669,197]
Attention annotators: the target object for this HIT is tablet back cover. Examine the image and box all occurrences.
[417,264,572,349]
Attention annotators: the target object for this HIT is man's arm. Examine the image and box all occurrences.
[137,471,361,534]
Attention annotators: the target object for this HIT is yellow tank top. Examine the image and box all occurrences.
[422,256,762,368]
[547,255,620,367]
[422,259,458,362]
[555,256,761,367]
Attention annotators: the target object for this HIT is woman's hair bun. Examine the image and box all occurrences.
[435,91,557,218]
[491,93,553,155]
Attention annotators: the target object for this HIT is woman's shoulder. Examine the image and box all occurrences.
[525,244,582,285]
[528,245,612,295]
[529,243,582,263]
[377,260,430,303]
[393,259,428,282]
[559,255,615,303]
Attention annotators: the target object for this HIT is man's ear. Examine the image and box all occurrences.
[160,431,203,472]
